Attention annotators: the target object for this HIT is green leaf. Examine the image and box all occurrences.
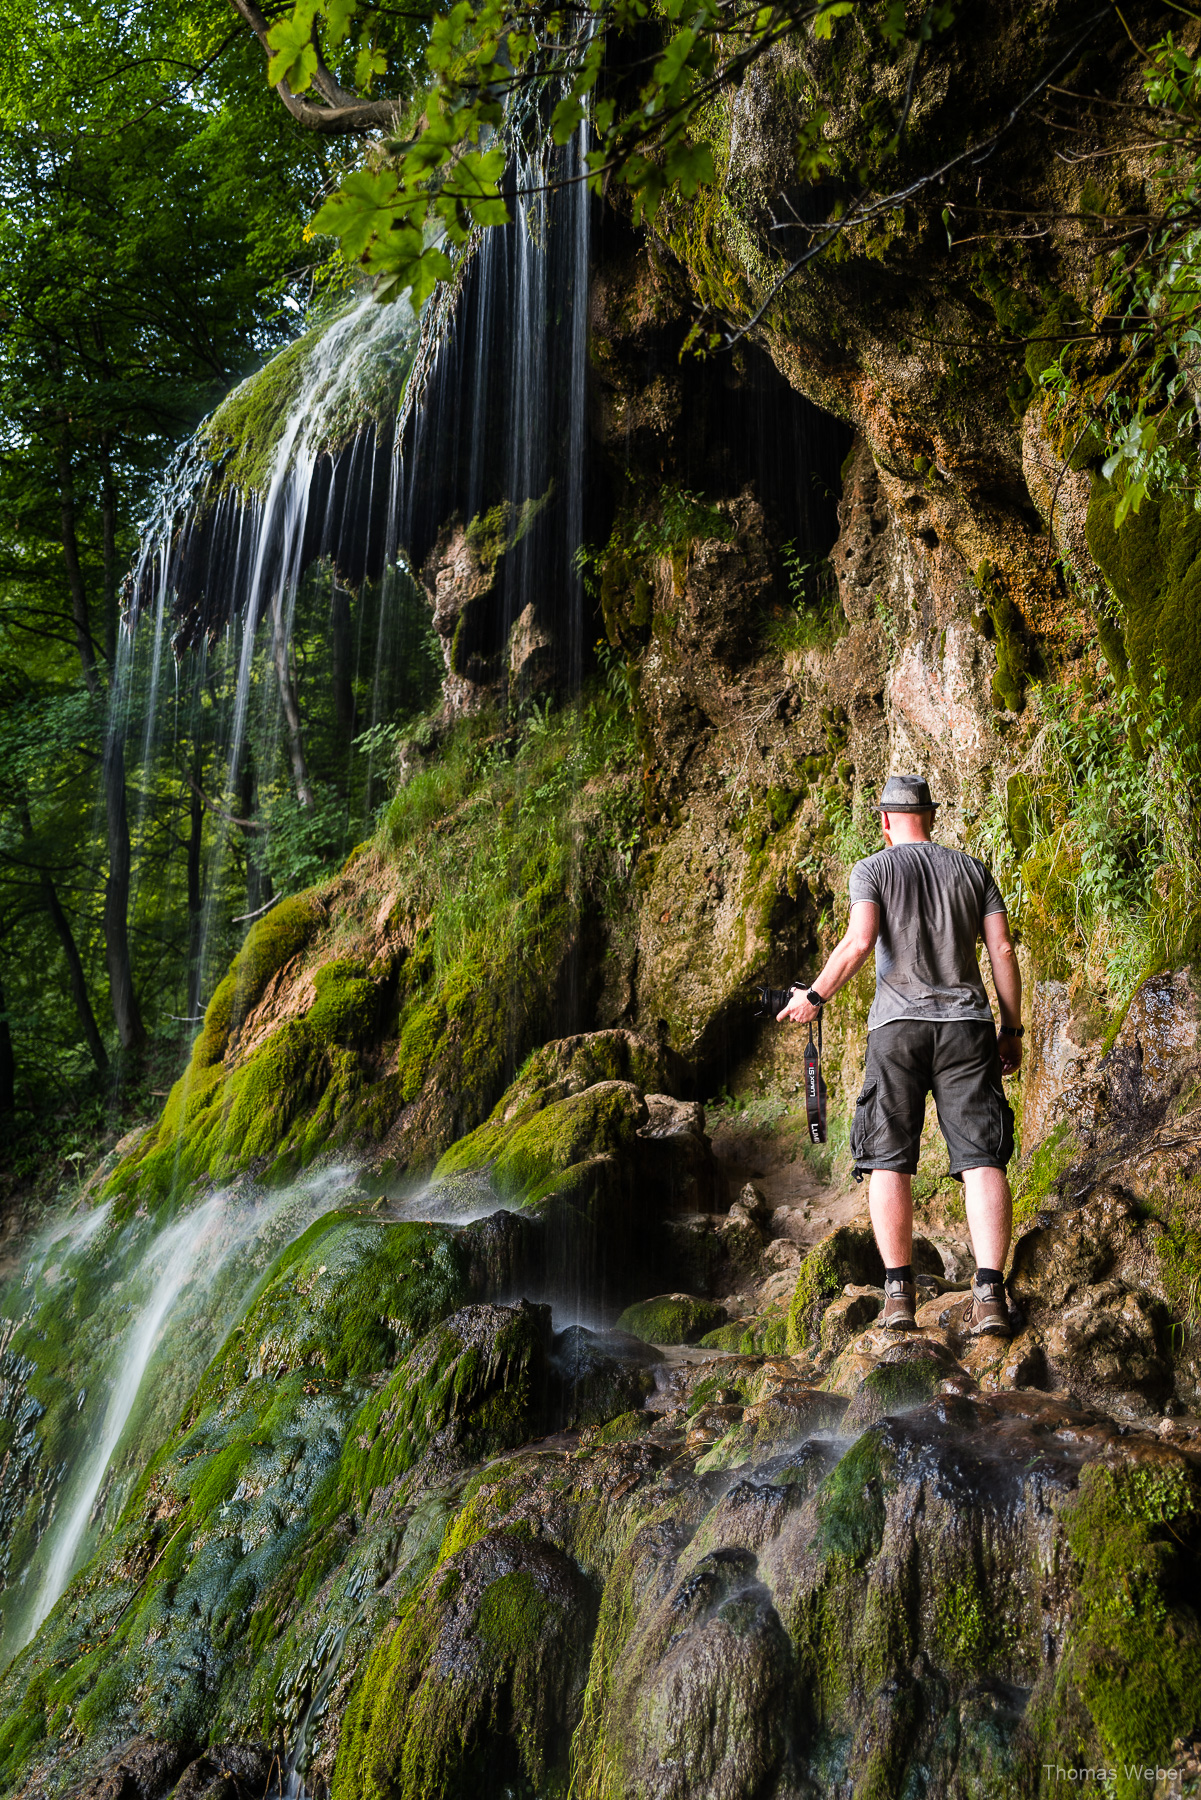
[663,138,715,197]
[813,1,853,40]
[551,95,587,145]
[324,0,357,47]
[354,42,388,89]
[310,167,401,256]
[266,6,319,90]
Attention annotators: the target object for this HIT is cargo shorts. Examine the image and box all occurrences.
[850,1019,1015,1180]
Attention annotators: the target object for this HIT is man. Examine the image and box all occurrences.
[778,774,1022,1337]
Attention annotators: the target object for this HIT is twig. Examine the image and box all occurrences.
[185,775,268,835]
[99,1504,191,1644]
[724,6,1113,346]
[231,894,291,924]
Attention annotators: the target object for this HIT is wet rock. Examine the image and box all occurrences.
[56,1738,197,1800]
[171,1745,274,1800]
[430,1038,723,1304]
[336,1531,596,1800]
[615,1294,727,1346]
[343,1300,553,1498]
[734,1182,772,1225]
[912,1234,947,1278]
[551,1325,658,1430]
[819,1284,884,1357]
[841,1338,967,1431]
[590,1546,794,1800]
[786,1221,885,1349]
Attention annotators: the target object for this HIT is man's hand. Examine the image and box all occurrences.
[778,989,820,1025]
[998,1032,1023,1076]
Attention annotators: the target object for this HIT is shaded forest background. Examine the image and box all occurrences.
[0,0,443,1208]
[5,0,1201,1223]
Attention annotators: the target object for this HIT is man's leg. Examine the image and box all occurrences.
[869,1170,918,1330]
[961,1165,1012,1272]
[868,1170,914,1267]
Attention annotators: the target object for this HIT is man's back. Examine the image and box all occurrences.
[848,842,1006,1030]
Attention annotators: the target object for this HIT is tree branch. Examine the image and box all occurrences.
[185,774,269,833]
[226,0,398,132]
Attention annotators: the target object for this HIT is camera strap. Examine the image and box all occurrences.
[804,1009,827,1144]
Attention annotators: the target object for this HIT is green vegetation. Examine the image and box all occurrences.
[193,1214,469,1404]
[972,664,1201,1004]
[787,1225,882,1351]
[102,692,639,1205]
[763,543,845,655]
[1052,1461,1201,1796]
[614,1294,726,1345]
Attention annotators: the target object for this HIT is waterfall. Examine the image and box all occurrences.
[0,1165,360,1658]
[112,127,594,1046]
[23,1199,224,1641]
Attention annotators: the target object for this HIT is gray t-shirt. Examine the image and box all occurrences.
[848,842,1007,1031]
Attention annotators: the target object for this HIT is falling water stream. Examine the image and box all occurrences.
[0,1166,361,1664]
[23,1199,227,1641]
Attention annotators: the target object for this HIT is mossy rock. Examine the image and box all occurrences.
[437,1081,648,1206]
[841,1344,957,1432]
[336,1301,551,1510]
[104,892,325,1208]
[786,1225,884,1350]
[698,1320,750,1351]
[332,1531,596,1800]
[615,1293,727,1345]
[306,959,380,1048]
[550,1325,657,1430]
[1086,469,1201,730]
[193,1215,470,1409]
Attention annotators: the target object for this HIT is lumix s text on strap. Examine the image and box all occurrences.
[804,1006,827,1144]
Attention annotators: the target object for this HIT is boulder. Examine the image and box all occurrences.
[616,1294,728,1345]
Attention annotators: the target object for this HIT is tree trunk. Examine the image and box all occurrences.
[45,880,110,1071]
[58,439,100,695]
[19,800,109,1070]
[331,582,358,739]
[0,973,14,1118]
[186,745,205,1020]
[239,745,272,917]
[100,433,119,668]
[271,590,315,807]
[102,730,146,1050]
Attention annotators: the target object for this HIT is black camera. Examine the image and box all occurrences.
[757,985,799,1016]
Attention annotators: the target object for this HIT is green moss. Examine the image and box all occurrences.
[200,310,415,499]
[1086,471,1201,733]
[474,1570,548,1656]
[336,1304,547,1512]
[1050,1460,1201,1791]
[588,1410,655,1445]
[614,1294,725,1345]
[435,1080,645,1206]
[842,1357,946,1432]
[105,892,324,1207]
[787,1226,883,1350]
[193,1216,469,1415]
[811,1430,893,1567]
[1155,1214,1201,1332]
[976,560,1033,713]
[697,1321,747,1351]
[1012,1121,1078,1235]
[307,960,379,1047]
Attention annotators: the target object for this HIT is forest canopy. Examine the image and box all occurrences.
[3,0,1200,1205]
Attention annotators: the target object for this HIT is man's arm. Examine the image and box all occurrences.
[777,903,878,1024]
[983,910,1023,1074]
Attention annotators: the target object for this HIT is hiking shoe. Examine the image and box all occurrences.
[964,1277,1013,1339]
[881,1277,917,1331]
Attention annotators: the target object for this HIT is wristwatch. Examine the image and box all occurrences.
[807,988,827,1008]
[998,1024,1024,1037]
